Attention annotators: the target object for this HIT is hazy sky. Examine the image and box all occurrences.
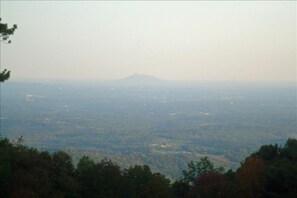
[1,1,296,81]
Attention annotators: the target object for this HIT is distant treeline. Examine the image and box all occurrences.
[0,136,296,198]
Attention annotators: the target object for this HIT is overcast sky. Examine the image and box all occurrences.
[1,1,296,81]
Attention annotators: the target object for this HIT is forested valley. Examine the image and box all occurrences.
[2,81,296,179]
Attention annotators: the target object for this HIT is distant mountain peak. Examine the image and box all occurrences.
[123,74,161,81]
[116,74,164,86]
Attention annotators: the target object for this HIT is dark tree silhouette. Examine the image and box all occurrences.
[189,172,225,198]
[252,144,279,161]
[1,135,297,198]
[182,157,224,186]
[124,165,171,198]
[0,18,17,82]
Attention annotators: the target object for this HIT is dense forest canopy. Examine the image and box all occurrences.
[1,136,296,197]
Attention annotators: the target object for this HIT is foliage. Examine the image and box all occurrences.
[124,165,171,198]
[252,144,279,161]
[0,69,10,82]
[175,138,297,198]
[1,136,296,197]
[189,172,225,198]
[0,18,17,82]
[280,138,297,160]
[171,180,190,198]
[181,157,224,185]
[0,18,17,43]
[78,159,125,198]
[0,136,171,198]
[235,157,266,198]
[0,137,80,197]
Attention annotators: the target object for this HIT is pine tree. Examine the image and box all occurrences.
[0,18,17,82]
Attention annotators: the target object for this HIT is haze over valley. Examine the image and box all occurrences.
[1,75,296,178]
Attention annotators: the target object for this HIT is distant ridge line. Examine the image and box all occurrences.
[114,74,165,86]
[121,74,162,81]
